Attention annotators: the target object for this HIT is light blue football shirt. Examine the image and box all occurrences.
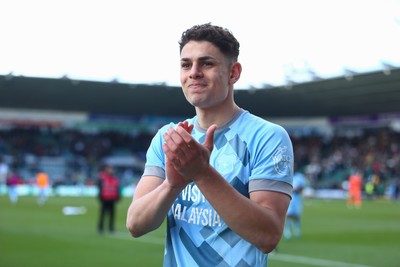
[142,109,294,267]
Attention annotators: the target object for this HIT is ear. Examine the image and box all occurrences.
[229,62,242,84]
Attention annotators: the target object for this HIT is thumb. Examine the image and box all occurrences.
[204,124,217,152]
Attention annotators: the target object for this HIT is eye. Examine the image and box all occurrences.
[202,61,213,67]
[180,62,191,69]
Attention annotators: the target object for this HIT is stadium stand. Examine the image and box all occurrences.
[1,68,400,118]
[0,68,399,198]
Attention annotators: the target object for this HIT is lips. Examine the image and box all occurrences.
[188,83,206,89]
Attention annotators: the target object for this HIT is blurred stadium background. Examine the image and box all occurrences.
[1,67,400,198]
[1,67,400,267]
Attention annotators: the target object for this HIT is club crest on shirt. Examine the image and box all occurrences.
[216,154,236,174]
[273,146,291,175]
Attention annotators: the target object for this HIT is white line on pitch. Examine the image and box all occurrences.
[270,253,374,267]
[112,234,374,267]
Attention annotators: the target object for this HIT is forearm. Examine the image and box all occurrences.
[126,179,182,237]
[195,167,287,253]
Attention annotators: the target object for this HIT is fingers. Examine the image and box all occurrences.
[204,124,217,152]
[166,126,192,148]
[162,126,190,161]
[163,122,216,158]
[163,123,216,180]
[178,121,194,134]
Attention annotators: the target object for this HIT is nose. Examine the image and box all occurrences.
[189,63,203,79]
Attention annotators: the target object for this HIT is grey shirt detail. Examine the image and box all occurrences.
[249,179,293,198]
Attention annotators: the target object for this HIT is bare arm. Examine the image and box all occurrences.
[162,124,290,253]
[195,167,290,253]
[126,121,194,237]
[126,175,183,237]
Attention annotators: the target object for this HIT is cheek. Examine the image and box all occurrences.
[213,72,231,96]
[180,71,186,85]
[215,69,230,85]
[210,81,229,102]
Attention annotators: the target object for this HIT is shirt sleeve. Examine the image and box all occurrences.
[142,123,175,178]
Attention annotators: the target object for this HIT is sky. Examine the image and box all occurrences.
[1,0,400,89]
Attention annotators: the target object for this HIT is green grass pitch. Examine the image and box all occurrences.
[1,195,399,267]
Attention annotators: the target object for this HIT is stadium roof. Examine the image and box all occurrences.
[0,68,400,119]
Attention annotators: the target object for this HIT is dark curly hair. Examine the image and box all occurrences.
[179,23,240,62]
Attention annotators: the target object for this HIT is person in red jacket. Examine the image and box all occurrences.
[97,164,120,234]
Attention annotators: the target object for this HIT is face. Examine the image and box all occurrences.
[180,41,238,109]
[106,166,113,174]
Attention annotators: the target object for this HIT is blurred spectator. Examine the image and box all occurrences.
[97,164,120,234]
[347,170,363,208]
[388,178,399,201]
[6,170,22,204]
[0,155,9,185]
[284,166,307,240]
[365,179,375,200]
[36,170,50,205]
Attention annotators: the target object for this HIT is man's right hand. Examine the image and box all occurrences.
[163,121,194,189]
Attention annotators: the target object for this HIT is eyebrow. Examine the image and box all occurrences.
[180,56,215,62]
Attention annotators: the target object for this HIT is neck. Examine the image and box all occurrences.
[195,102,240,129]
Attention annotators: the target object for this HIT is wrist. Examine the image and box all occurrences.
[192,166,218,184]
[163,179,187,193]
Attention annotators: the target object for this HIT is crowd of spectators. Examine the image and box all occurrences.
[291,126,400,198]
[0,124,399,199]
[0,126,152,187]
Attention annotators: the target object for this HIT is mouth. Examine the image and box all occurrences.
[188,83,206,89]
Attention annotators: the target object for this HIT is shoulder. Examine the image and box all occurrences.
[237,110,290,140]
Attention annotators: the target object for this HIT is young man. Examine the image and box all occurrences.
[126,23,294,267]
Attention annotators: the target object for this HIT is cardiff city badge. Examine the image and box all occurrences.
[273,146,291,175]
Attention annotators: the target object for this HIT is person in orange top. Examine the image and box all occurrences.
[347,170,363,208]
[36,171,50,205]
